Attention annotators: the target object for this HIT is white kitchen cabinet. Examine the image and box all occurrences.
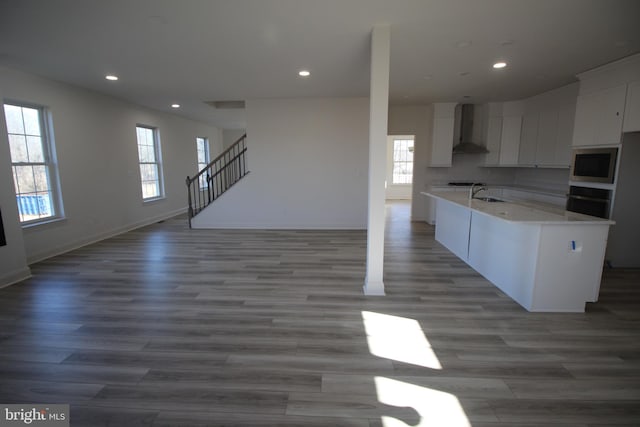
[429,102,457,167]
[518,103,574,167]
[434,199,471,260]
[518,113,539,166]
[484,116,503,165]
[623,81,640,132]
[425,186,473,225]
[429,192,613,311]
[534,110,560,165]
[554,104,575,166]
[498,115,522,165]
[572,85,626,147]
[483,103,503,166]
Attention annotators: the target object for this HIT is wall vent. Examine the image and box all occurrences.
[204,100,245,109]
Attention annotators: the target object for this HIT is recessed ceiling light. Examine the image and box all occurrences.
[171,104,180,108]
[105,75,118,81]
[298,70,310,77]
[493,62,507,69]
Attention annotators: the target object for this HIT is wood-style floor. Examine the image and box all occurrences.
[1,201,639,426]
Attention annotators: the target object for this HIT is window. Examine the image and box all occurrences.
[392,138,414,184]
[196,137,210,188]
[3,103,62,224]
[135,126,163,200]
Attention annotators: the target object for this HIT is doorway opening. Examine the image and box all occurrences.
[386,135,414,200]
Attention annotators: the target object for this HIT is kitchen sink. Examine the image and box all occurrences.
[473,197,505,203]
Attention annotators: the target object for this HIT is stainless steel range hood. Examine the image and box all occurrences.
[452,104,489,154]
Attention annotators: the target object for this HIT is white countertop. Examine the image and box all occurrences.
[422,191,615,225]
[429,183,566,198]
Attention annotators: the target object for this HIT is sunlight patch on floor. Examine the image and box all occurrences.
[375,376,471,427]
[362,311,442,369]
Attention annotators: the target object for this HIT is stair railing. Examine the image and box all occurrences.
[186,133,248,228]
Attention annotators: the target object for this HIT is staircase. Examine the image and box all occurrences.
[186,133,248,228]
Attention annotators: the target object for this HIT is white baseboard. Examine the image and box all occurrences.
[191,222,367,230]
[0,267,32,289]
[26,207,187,264]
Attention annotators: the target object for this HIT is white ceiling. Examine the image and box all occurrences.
[1,0,639,129]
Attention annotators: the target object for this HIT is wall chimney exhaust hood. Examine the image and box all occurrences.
[452,104,489,154]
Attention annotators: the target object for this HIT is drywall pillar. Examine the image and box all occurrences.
[364,25,390,296]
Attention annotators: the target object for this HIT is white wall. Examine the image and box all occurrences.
[513,168,569,192]
[0,66,223,271]
[222,129,246,149]
[192,97,369,229]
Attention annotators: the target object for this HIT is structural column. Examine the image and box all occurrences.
[364,25,390,296]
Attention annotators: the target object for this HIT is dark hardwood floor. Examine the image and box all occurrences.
[1,201,639,426]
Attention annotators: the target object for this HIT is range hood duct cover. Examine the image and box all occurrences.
[452,104,489,154]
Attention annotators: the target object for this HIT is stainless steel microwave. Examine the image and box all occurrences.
[569,147,618,184]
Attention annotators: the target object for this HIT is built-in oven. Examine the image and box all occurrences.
[566,186,612,219]
[569,147,618,184]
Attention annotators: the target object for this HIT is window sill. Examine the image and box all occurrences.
[142,196,166,205]
[22,216,67,230]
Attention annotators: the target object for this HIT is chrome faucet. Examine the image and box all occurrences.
[469,183,487,200]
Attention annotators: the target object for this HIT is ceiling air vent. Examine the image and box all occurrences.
[204,100,245,109]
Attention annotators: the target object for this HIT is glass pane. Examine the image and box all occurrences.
[142,182,159,199]
[22,107,41,136]
[12,167,19,193]
[26,136,45,162]
[33,165,49,192]
[140,164,158,181]
[197,145,205,163]
[36,192,53,217]
[15,165,36,193]
[137,144,149,162]
[139,164,148,181]
[16,194,40,222]
[8,134,28,162]
[3,104,25,134]
[392,139,414,184]
[137,127,150,144]
[147,145,156,163]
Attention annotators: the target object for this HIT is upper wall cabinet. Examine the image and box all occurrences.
[623,81,640,133]
[498,115,522,166]
[555,105,575,165]
[572,85,626,147]
[483,103,503,166]
[429,102,457,167]
[518,113,539,166]
[517,104,575,167]
[488,101,524,166]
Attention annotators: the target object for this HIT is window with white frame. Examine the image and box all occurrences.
[392,138,414,184]
[196,137,210,188]
[135,126,164,200]
[3,103,62,224]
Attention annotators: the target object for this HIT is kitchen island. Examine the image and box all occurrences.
[423,191,615,312]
